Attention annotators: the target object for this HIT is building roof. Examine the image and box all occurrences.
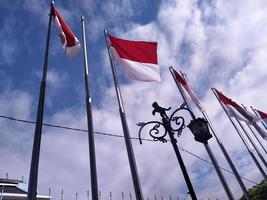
[0,178,51,200]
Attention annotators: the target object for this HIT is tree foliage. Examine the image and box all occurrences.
[239,180,267,200]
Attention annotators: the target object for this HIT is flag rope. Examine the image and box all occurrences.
[0,114,258,185]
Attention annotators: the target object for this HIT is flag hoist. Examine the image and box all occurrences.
[104,30,163,200]
[27,2,80,200]
[212,89,267,180]
[81,17,99,200]
[169,67,235,200]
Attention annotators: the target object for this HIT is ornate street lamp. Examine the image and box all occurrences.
[137,102,213,200]
[188,117,212,144]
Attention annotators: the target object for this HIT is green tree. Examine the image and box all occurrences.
[239,180,267,200]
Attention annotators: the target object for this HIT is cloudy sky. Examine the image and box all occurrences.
[0,0,267,199]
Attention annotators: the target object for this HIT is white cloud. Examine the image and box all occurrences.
[1,0,267,200]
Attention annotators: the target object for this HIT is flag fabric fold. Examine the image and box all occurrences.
[255,109,267,126]
[214,89,259,123]
[51,5,80,58]
[108,34,161,82]
[172,68,204,111]
[214,89,267,140]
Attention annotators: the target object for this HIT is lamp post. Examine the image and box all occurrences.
[138,102,213,200]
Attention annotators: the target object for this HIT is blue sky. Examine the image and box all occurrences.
[0,0,267,200]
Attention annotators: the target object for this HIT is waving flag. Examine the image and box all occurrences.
[214,89,259,123]
[51,5,80,58]
[172,68,203,111]
[255,109,267,126]
[108,35,161,82]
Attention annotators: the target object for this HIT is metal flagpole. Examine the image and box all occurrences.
[241,106,267,154]
[104,30,144,200]
[170,67,234,200]
[27,2,53,200]
[81,16,99,200]
[164,67,197,199]
[0,185,4,200]
[234,117,267,168]
[212,88,267,180]
[181,73,250,200]
[61,189,64,200]
[251,106,267,130]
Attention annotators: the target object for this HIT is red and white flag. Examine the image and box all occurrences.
[252,122,267,140]
[214,89,259,123]
[172,68,203,111]
[108,35,161,82]
[255,109,267,126]
[51,5,80,58]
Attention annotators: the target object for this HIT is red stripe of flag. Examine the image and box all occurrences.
[256,109,267,120]
[51,5,76,47]
[214,89,254,121]
[108,35,158,64]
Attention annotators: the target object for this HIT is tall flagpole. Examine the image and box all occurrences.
[27,1,54,200]
[104,30,144,200]
[180,73,250,200]
[81,17,99,200]
[212,88,267,180]
[234,117,267,168]
[169,67,234,200]
[251,106,267,130]
[27,2,53,200]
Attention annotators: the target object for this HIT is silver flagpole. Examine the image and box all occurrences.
[242,105,267,154]
[181,72,250,200]
[234,117,267,168]
[27,2,53,200]
[212,88,267,180]
[104,30,144,200]
[170,67,234,200]
[81,17,99,200]
[251,106,267,130]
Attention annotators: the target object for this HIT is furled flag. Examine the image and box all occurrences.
[172,68,204,111]
[214,89,259,123]
[255,109,267,127]
[252,122,267,140]
[108,34,161,82]
[51,5,80,58]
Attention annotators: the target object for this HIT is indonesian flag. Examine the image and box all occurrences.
[51,5,80,58]
[252,122,267,140]
[108,35,161,82]
[214,89,259,123]
[172,68,204,111]
[255,109,267,126]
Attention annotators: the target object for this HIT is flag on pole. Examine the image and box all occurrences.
[51,5,80,58]
[255,109,267,126]
[214,89,259,123]
[172,68,203,111]
[108,34,161,82]
[252,122,267,140]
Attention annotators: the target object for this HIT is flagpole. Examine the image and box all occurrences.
[170,67,234,200]
[251,106,267,130]
[242,106,267,154]
[212,88,267,180]
[27,2,53,200]
[181,72,250,199]
[234,117,267,168]
[81,17,99,200]
[104,30,144,200]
